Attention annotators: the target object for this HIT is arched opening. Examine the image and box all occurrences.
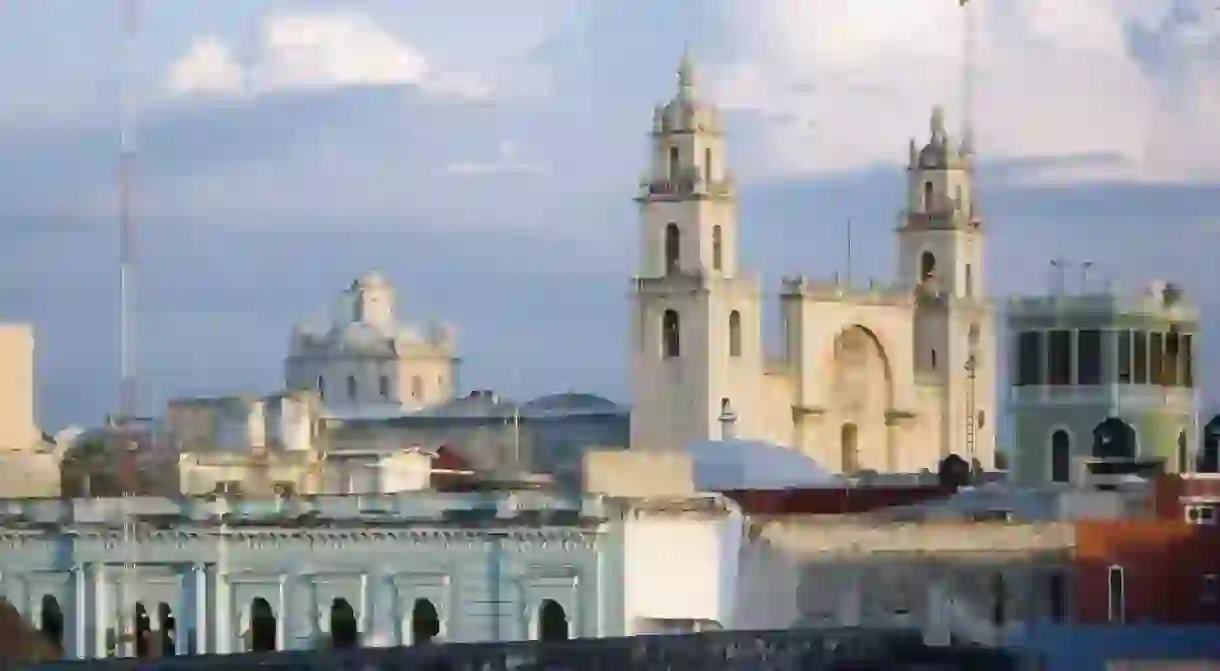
[39,595,64,654]
[1092,418,1137,460]
[664,223,680,274]
[538,599,569,642]
[937,454,971,490]
[249,597,277,652]
[411,375,423,400]
[134,602,151,658]
[1202,415,1220,473]
[1179,430,1189,473]
[840,423,859,473]
[346,375,358,401]
[378,375,390,399]
[317,375,326,400]
[668,145,680,180]
[329,598,359,649]
[662,309,681,358]
[923,181,934,210]
[410,598,440,645]
[704,147,713,184]
[965,263,974,296]
[920,251,936,282]
[712,225,723,271]
[1051,430,1071,483]
[158,602,176,657]
[728,310,742,357]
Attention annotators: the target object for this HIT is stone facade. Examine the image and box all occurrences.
[629,53,997,474]
[1007,285,1202,486]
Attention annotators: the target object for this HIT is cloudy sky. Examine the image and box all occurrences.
[1,0,1218,432]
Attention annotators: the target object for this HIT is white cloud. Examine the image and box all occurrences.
[165,11,492,102]
[441,139,550,176]
[707,0,1220,183]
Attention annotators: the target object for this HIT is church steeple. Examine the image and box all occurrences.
[677,44,696,93]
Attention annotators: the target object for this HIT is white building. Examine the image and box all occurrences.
[629,52,998,473]
[284,272,458,415]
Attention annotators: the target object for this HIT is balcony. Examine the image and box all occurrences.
[638,169,735,200]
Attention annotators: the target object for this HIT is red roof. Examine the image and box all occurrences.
[722,485,955,515]
[431,445,473,473]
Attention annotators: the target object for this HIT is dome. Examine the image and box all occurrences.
[914,106,967,170]
[686,439,842,490]
[523,392,623,418]
[657,49,720,134]
[326,321,396,356]
[352,270,390,290]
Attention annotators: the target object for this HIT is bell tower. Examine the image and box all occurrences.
[629,49,763,451]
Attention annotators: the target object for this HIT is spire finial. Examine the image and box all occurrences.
[678,43,696,91]
[930,106,946,138]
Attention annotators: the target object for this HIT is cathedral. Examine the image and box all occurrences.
[629,52,998,473]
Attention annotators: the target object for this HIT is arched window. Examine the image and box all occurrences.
[668,146,680,180]
[662,309,681,358]
[840,423,859,473]
[39,595,64,653]
[1051,430,1071,483]
[920,251,937,282]
[378,375,390,400]
[249,597,277,652]
[538,600,569,642]
[346,375,357,401]
[158,602,176,657]
[410,598,441,645]
[664,223,680,274]
[330,598,359,649]
[704,147,713,183]
[965,263,974,296]
[930,348,938,370]
[728,310,742,357]
[923,181,934,210]
[712,225,723,271]
[1179,430,1189,473]
[411,375,423,400]
[317,375,326,400]
[1093,417,1137,460]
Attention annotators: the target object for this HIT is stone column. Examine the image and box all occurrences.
[72,564,87,659]
[193,565,208,655]
[92,565,108,657]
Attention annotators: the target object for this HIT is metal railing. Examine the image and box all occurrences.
[26,628,1038,670]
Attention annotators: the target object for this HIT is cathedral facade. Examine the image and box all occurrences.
[629,53,997,473]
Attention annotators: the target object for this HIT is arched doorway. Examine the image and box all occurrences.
[840,423,859,473]
[157,603,176,656]
[133,602,151,658]
[249,597,277,652]
[1178,430,1189,473]
[1202,415,1220,473]
[329,598,359,649]
[538,599,568,642]
[1092,418,1136,459]
[39,595,64,654]
[1051,430,1071,483]
[410,598,440,645]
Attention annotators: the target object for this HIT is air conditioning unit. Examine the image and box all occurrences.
[1185,504,1218,525]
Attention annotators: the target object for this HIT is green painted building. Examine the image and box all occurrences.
[1007,282,1201,486]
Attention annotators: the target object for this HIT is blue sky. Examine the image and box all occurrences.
[1,0,1218,434]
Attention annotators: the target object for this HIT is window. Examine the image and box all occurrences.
[664,223,680,275]
[965,263,973,296]
[1049,572,1066,622]
[1048,329,1072,385]
[920,251,936,282]
[662,309,681,358]
[1016,331,1042,386]
[1183,334,1195,387]
[1186,504,1217,525]
[923,181,934,210]
[1117,330,1132,383]
[728,310,742,357]
[1108,566,1125,623]
[840,423,859,473]
[712,225,723,271]
[704,147,713,184]
[1202,574,1218,604]
[1164,328,1180,386]
[1150,332,1164,386]
[411,375,423,400]
[930,348,938,370]
[1133,331,1148,384]
[346,375,357,401]
[1051,430,1071,483]
[317,375,326,400]
[1077,329,1102,385]
[668,146,680,180]
[378,375,390,400]
[1179,431,1189,473]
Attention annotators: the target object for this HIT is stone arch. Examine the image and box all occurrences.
[920,250,936,282]
[39,595,64,653]
[248,597,277,652]
[538,599,569,642]
[410,598,441,645]
[825,325,896,408]
[1050,428,1072,483]
[329,597,359,649]
[1092,417,1137,460]
[823,325,897,470]
[728,310,742,357]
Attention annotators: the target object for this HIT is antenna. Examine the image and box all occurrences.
[845,218,853,288]
[1049,258,1067,296]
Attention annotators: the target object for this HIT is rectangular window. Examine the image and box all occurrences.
[1117,330,1132,383]
[1077,329,1102,385]
[1164,329,1180,386]
[1183,334,1194,388]
[1133,331,1148,384]
[1016,331,1042,386]
[1049,572,1066,622]
[1108,565,1125,623]
[1150,332,1164,386]
[1048,329,1072,385]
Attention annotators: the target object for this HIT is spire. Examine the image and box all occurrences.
[930,106,946,141]
[678,43,697,94]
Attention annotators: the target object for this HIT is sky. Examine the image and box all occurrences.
[1,0,1218,434]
